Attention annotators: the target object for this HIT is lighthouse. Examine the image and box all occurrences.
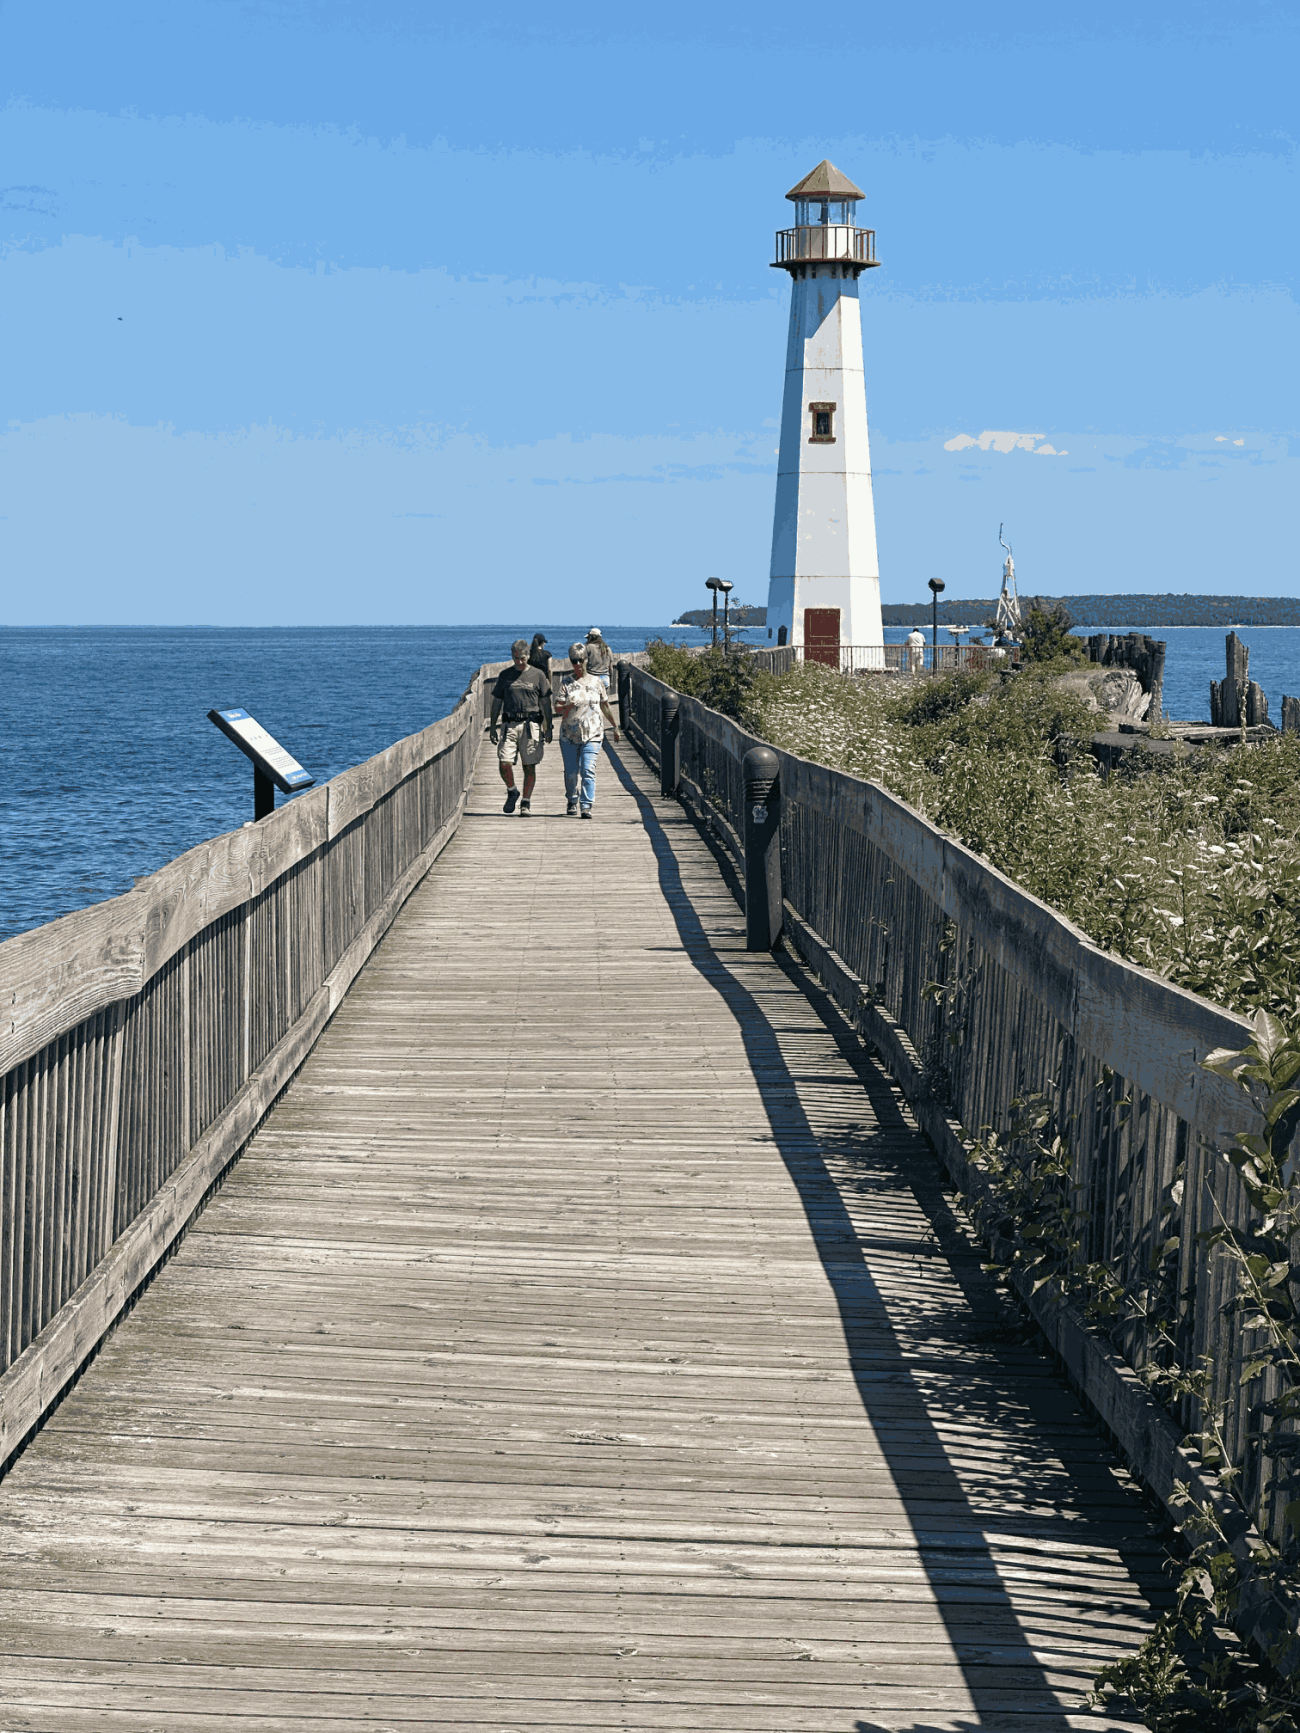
[766,161,884,666]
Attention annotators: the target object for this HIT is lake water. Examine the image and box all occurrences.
[3,621,1298,943]
[0,624,712,943]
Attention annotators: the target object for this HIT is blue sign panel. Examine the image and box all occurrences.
[207,709,315,792]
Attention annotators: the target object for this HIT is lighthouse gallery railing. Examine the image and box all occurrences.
[773,225,877,266]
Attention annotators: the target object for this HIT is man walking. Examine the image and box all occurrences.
[489,639,553,815]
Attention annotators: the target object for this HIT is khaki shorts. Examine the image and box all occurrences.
[498,720,545,767]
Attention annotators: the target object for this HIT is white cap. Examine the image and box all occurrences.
[587,626,603,638]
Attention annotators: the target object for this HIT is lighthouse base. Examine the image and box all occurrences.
[766,575,884,666]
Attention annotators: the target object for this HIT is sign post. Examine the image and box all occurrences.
[207,709,315,821]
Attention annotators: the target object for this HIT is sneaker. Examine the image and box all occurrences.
[519,799,532,816]
[503,788,519,814]
[566,801,579,816]
[580,807,593,820]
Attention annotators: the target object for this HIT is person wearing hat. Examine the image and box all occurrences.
[583,627,614,689]
[555,642,620,818]
[527,633,551,678]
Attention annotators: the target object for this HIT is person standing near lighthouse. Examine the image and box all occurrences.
[766,162,885,667]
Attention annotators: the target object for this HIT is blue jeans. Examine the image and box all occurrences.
[560,736,601,809]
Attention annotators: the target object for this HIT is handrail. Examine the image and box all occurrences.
[619,661,1289,1617]
[748,644,1020,676]
[0,666,498,1458]
[773,226,877,266]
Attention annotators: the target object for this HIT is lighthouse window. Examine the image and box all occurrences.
[809,402,836,443]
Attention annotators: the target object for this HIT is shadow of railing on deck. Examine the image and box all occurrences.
[608,742,1161,1730]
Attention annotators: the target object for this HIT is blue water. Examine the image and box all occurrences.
[4,622,1299,944]
[0,624,712,943]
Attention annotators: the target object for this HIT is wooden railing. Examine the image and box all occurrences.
[0,666,498,1459]
[750,643,1020,676]
[621,661,1292,1644]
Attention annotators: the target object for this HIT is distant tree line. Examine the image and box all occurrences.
[672,604,767,627]
[672,597,1300,630]
[887,595,1300,627]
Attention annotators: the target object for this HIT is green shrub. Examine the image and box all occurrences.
[697,646,757,722]
[645,637,707,695]
[891,667,993,727]
[1020,598,1087,664]
[646,639,760,724]
[746,663,1300,1025]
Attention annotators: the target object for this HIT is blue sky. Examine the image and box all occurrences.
[1,2,1296,623]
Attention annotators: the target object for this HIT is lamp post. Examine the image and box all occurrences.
[705,576,732,650]
[928,577,945,675]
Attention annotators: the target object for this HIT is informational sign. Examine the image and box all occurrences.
[206,709,315,793]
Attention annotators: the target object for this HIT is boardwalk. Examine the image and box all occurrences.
[0,739,1164,1730]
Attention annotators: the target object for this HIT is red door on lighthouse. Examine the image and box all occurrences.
[804,608,841,668]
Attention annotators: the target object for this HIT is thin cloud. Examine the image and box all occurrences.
[944,430,1067,456]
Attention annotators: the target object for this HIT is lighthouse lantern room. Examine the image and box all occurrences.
[766,161,884,666]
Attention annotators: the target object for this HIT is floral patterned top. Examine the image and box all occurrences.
[559,672,608,744]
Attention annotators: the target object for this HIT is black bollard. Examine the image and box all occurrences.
[659,692,680,796]
[742,745,782,951]
[616,662,629,735]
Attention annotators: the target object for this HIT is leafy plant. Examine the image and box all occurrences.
[952,1013,1300,1729]
[744,662,1300,1029]
[1019,597,1088,664]
[1087,1019,1300,1727]
[697,644,757,722]
[645,636,708,696]
[923,949,1300,1724]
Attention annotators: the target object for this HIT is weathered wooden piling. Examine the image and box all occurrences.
[1210,630,1269,726]
[1086,630,1166,723]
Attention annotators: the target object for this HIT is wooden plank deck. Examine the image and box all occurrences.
[0,737,1166,1730]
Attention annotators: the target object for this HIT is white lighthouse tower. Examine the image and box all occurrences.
[766,161,884,666]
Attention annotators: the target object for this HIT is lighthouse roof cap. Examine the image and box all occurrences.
[786,160,864,202]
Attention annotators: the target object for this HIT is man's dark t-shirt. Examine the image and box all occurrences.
[491,663,552,724]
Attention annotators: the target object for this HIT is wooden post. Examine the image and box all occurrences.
[742,746,782,952]
[659,692,680,798]
[1219,632,1249,728]
[1148,640,1166,726]
[1282,696,1300,734]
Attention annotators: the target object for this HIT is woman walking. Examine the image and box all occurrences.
[555,642,620,818]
